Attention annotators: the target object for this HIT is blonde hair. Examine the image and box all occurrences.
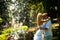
[37,13,42,26]
[42,13,47,16]
[37,13,42,16]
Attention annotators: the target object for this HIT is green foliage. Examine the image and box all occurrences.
[55,6,58,11]
[0,26,28,40]
[2,26,28,34]
[2,28,13,34]
[30,2,43,13]
[0,18,2,23]
[16,26,28,31]
[0,34,8,40]
[0,0,9,25]
[0,28,13,40]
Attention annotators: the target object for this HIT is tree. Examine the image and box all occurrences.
[0,0,9,26]
[5,0,31,27]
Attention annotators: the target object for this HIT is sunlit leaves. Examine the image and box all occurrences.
[55,6,58,11]
[0,18,2,23]
[30,2,43,13]
[31,4,36,9]
[11,0,16,3]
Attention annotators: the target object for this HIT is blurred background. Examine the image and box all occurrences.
[0,0,60,40]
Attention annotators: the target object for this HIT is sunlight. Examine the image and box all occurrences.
[12,0,16,2]
[9,4,15,10]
